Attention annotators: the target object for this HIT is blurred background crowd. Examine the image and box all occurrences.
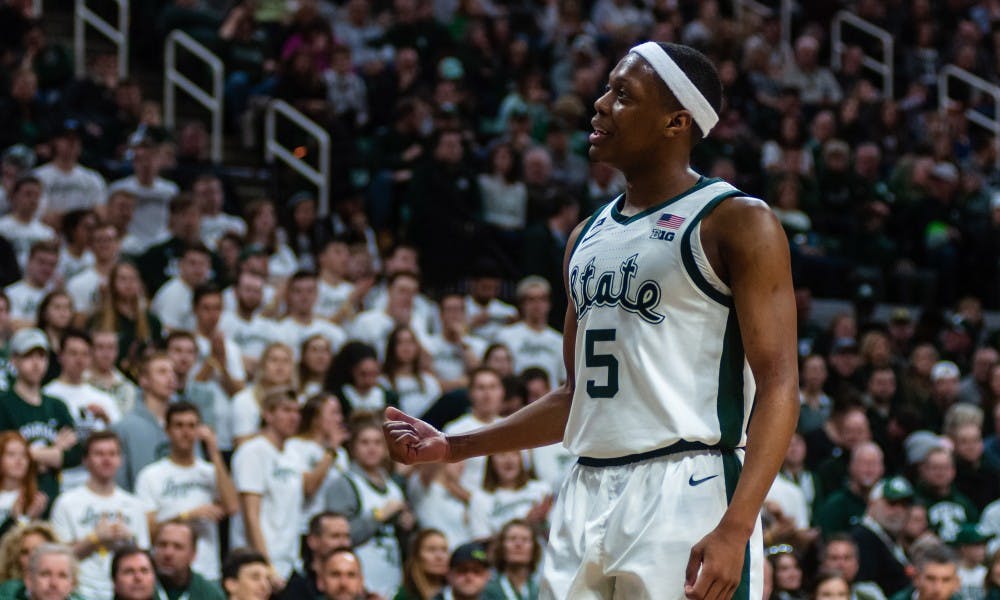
[0,0,999,599]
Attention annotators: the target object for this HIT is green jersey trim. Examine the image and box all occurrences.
[568,198,616,261]
[718,310,746,449]
[679,190,745,307]
[609,176,720,225]
[723,452,752,600]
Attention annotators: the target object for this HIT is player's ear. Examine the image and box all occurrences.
[663,110,694,138]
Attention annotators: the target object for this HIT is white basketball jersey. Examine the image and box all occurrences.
[564,177,757,459]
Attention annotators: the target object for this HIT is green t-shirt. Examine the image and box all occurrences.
[814,487,867,538]
[0,388,82,503]
[0,579,85,600]
[158,572,226,600]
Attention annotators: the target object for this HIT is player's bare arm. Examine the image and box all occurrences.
[384,221,588,464]
[684,197,800,600]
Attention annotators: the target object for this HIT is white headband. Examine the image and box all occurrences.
[629,42,718,138]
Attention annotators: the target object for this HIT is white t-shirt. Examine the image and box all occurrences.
[34,162,107,216]
[272,317,346,358]
[284,438,348,533]
[766,473,811,530]
[316,279,354,320]
[340,385,392,415]
[443,414,498,492]
[194,332,247,385]
[134,457,222,580]
[218,311,277,365]
[364,286,440,336]
[0,215,56,269]
[346,309,396,359]
[407,475,476,550]
[108,175,180,253]
[267,243,299,280]
[43,380,121,490]
[231,436,303,578]
[151,277,195,331]
[422,334,488,382]
[50,485,151,600]
[66,267,105,317]
[379,372,441,418]
[468,479,551,538]
[201,213,247,250]
[57,247,95,282]
[465,296,518,342]
[4,280,49,323]
[494,322,566,387]
[0,489,20,526]
[231,388,263,440]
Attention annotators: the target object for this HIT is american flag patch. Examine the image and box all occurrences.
[655,213,685,229]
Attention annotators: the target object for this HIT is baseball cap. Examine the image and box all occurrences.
[438,56,465,81]
[930,161,959,183]
[889,308,913,323]
[952,522,991,546]
[51,118,83,139]
[449,542,489,569]
[930,360,961,382]
[9,328,50,356]
[2,144,36,170]
[869,476,914,503]
[904,431,948,465]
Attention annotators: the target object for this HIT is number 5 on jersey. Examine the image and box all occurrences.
[585,328,619,398]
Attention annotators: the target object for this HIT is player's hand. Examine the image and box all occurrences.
[383,407,450,465]
[684,525,747,600]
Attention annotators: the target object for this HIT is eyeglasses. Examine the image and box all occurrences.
[767,544,796,556]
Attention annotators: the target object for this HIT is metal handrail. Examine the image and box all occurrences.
[74,0,128,78]
[938,64,1000,170]
[733,0,792,49]
[831,11,893,99]
[164,30,224,163]
[265,100,331,216]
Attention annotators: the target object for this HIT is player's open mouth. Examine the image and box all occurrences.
[589,127,612,144]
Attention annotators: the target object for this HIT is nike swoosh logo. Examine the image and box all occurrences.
[689,474,718,486]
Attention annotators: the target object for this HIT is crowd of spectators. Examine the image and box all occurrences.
[0,0,998,599]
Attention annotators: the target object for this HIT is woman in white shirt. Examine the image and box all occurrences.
[328,341,397,419]
[298,334,333,401]
[0,433,47,531]
[380,326,441,419]
[407,461,476,551]
[469,451,552,539]
[477,143,527,232]
[231,342,297,446]
[244,199,298,282]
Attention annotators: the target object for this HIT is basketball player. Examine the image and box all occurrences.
[384,42,798,600]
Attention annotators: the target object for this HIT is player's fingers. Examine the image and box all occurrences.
[385,406,417,424]
[683,544,703,589]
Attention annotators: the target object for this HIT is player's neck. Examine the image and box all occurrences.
[619,165,700,216]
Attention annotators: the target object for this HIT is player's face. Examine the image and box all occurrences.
[418,533,449,576]
[2,438,30,481]
[502,524,534,566]
[114,553,156,600]
[25,553,75,600]
[589,55,678,168]
[225,563,272,600]
[85,439,122,481]
[320,553,365,600]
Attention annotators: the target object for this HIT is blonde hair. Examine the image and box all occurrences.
[253,342,296,408]
[0,521,59,581]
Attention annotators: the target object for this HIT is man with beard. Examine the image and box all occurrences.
[851,476,915,596]
[152,521,225,599]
